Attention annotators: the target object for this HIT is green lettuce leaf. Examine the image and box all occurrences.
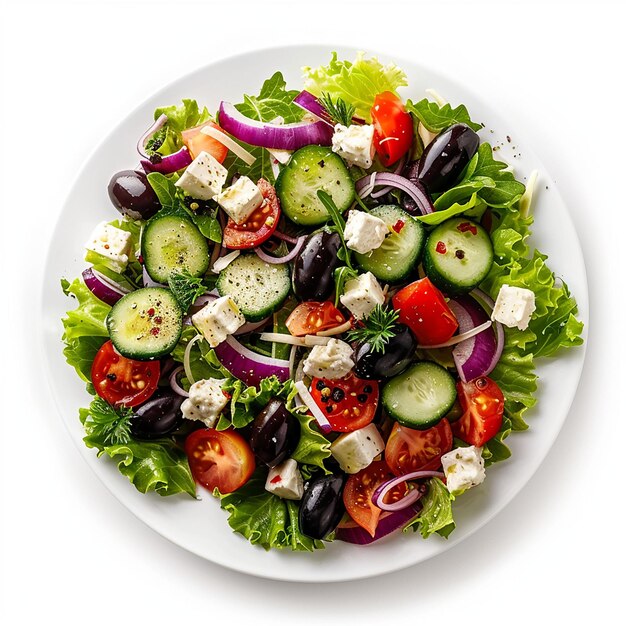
[406,98,483,132]
[219,472,324,551]
[61,277,111,341]
[419,192,482,225]
[80,398,196,497]
[302,51,408,122]
[152,99,211,155]
[220,72,303,182]
[404,478,455,539]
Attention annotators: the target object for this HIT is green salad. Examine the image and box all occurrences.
[61,52,584,550]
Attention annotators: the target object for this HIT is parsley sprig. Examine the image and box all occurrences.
[320,92,356,127]
[347,305,399,353]
[83,398,133,446]
[168,270,207,312]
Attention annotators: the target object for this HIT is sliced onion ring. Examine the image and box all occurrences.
[371,470,445,512]
[137,113,168,159]
[294,380,332,434]
[140,146,192,175]
[254,236,306,264]
[82,267,129,305]
[418,320,493,349]
[218,101,333,150]
[356,172,434,215]
[335,505,421,545]
[200,124,256,166]
[169,366,189,398]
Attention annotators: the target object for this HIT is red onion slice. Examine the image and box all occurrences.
[355,172,434,215]
[142,266,166,288]
[82,267,129,305]
[169,366,189,398]
[272,230,300,245]
[470,288,505,376]
[140,146,192,175]
[213,335,290,387]
[371,470,445,512]
[335,505,422,545]
[293,91,334,126]
[218,102,333,150]
[254,236,306,264]
[137,113,168,159]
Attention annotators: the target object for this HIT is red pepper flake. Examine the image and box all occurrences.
[147,308,155,317]
[457,222,477,235]
[270,475,282,484]
[436,241,447,254]
[150,327,160,336]
[392,219,405,233]
[154,316,163,325]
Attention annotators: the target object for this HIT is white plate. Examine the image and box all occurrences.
[41,44,588,582]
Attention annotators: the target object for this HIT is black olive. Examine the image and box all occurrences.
[292,231,342,301]
[108,170,161,220]
[249,398,300,467]
[129,389,184,440]
[299,474,346,539]
[353,324,418,380]
[416,124,480,194]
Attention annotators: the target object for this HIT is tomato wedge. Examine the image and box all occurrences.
[392,277,458,345]
[185,428,255,494]
[370,92,413,167]
[310,374,379,432]
[384,420,453,476]
[181,121,228,163]
[222,178,281,249]
[285,301,346,336]
[343,461,408,537]
[91,340,160,408]
[453,377,504,446]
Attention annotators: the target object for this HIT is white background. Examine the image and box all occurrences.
[1,0,624,623]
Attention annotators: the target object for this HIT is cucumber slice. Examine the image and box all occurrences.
[216,253,291,321]
[106,287,183,360]
[275,145,354,226]
[382,362,457,430]
[142,214,210,284]
[423,218,493,294]
[354,205,425,283]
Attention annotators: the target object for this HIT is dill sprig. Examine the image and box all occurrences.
[347,305,400,353]
[320,92,356,127]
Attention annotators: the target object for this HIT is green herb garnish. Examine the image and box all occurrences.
[347,305,399,353]
[168,270,207,312]
[317,190,353,270]
[83,397,133,446]
[320,92,356,127]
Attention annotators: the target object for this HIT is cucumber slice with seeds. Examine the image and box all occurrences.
[142,214,210,284]
[106,287,183,360]
[382,362,457,430]
[423,217,493,294]
[275,145,354,226]
[216,253,291,321]
[354,204,425,283]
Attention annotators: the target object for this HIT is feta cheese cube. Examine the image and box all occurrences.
[302,338,354,380]
[340,272,385,320]
[331,123,375,169]
[491,284,536,330]
[84,221,132,273]
[181,378,229,428]
[441,446,486,495]
[216,176,264,225]
[330,424,384,474]
[265,459,304,500]
[191,295,245,347]
[175,150,228,200]
[343,210,388,255]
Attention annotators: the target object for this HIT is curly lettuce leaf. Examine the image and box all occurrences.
[406,98,483,132]
[152,99,211,155]
[61,277,111,341]
[79,398,196,497]
[404,478,455,539]
[219,473,324,551]
[220,72,302,182]
[303,51,408,122]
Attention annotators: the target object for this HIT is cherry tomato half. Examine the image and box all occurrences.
[285,301,346,337]
[181,121,228,163]
[91,340,160,408]
[384,420,453,476]
[392,277,458,345]
[310,374,379,432]
[185,428,255,494]
[370,92,413,167]
[222,178,280,249]
[343,461,408,537]
[453,377,504,447]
